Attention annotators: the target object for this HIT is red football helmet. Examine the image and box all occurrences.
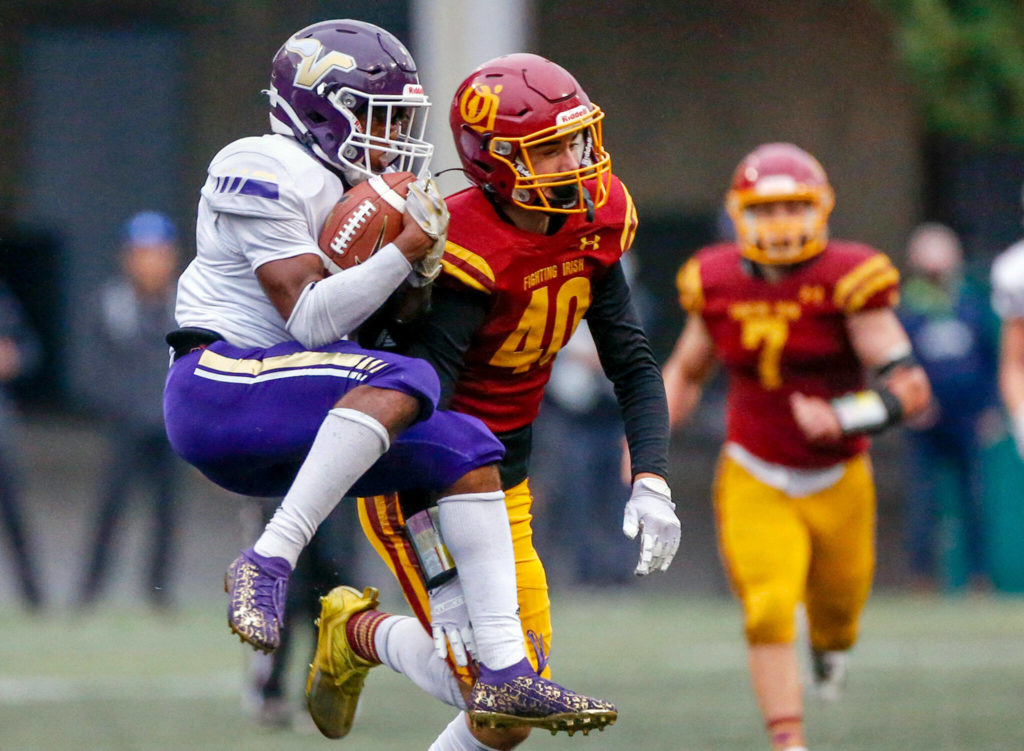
[449,53,612,214]
[726,143,835,265]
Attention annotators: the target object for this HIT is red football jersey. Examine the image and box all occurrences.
[677,241,900,468]
[440,176,639,433]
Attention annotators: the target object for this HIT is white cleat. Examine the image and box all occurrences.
[810,649,848,702]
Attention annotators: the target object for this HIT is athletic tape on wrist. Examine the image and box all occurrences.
[830,387,903,435]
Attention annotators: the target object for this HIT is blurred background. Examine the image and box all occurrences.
[1,0,1024,744]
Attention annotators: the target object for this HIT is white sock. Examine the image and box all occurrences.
[437,491,525,670]
[428,712,500,751]
[253,408,389,566]
[375,614,465,708]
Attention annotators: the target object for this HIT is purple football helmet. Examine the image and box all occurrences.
[266,19,432,184]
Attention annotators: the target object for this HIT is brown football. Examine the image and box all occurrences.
[318,171,416,271]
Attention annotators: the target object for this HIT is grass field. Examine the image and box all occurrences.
[2,589,1023,751]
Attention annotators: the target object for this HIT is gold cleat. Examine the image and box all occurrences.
[471,708,614,733]
[305,585,381,739]
[468,708,614,733]
[469,709,617,735]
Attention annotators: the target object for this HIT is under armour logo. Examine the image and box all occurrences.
[579,234,601,251]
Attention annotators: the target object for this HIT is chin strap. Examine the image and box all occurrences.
[582,186,595,221]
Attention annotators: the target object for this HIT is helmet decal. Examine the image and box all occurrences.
[286,38,357,89]
[460,84,503,134]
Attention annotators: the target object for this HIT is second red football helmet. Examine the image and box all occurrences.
[726,142,835,265]
[449,53,611,215]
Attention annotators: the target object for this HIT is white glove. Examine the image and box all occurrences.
[427,576,476,667]
[622,477,681,575]
[404,175,449,286]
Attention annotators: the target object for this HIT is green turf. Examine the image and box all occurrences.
[1,590,1023,750]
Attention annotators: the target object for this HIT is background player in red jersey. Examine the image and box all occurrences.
[308,53,680,750]
[662,143,931,751]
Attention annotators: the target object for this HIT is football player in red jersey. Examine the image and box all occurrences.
[307,53,680,750]
[662,143,931,751]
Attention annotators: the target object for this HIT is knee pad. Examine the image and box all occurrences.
[743,590,799,645]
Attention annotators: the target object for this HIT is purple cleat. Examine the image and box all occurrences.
[224,548,291,653]
[468,658,618,736]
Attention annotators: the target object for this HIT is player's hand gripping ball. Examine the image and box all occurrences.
[318,172,416,271]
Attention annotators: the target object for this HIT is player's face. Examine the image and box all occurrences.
[745,199,817,263]
[365,107,414,173]
[525,132,584,173]
[523,131,585,199]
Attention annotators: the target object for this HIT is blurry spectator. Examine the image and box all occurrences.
[78,211,183,609]
[0,278,44,609]
[241,498,360,729]
[991,223,1024,460]
[898,223,1000,590]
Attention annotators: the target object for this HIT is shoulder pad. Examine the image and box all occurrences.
[675,256,704,313]
[594,176,639,252]
[830,246,900,314]
[201,135,337,220]
[615,178,639,253]
[440,240,496,295]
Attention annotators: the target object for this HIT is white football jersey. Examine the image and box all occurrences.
[175,134,343,347]
[991,239,1024,321]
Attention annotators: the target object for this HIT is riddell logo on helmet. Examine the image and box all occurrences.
[752,174,800,195]
[556,105,589,125]
[404,84,425,96]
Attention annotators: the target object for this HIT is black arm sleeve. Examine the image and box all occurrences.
[399,284,490,409]
[586,261,670,480]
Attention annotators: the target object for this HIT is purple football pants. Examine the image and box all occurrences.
[163,339,504,498]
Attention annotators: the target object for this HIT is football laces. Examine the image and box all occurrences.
[328,200,377,258]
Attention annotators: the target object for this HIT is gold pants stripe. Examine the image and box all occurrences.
[358,479,552,683]
[357,494,432,629]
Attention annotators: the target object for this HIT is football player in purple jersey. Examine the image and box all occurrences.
[162,18,613,737]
